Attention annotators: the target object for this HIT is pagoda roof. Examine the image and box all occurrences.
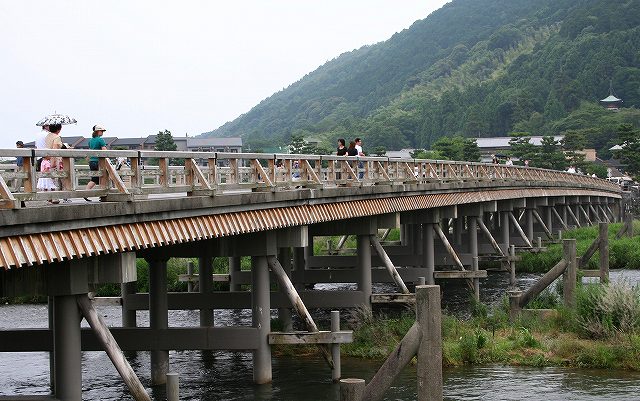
[600,95,622,102]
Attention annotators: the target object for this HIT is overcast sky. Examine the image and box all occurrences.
[0,1,449,148]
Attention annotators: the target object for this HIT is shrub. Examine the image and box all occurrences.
[528,289,560,309]
[576,282,640,338]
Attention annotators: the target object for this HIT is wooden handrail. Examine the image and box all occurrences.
[0,149,621,208]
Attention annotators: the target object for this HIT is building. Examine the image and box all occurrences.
[600,80,623,111]
[22,135,242,153]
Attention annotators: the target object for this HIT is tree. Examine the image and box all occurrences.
[155,130,177,151]
[532,136,567,170]
[288,134,325,155]
[561,131,587,169]
[371,146,387,157]
[431,136,480,162]
[615,124,640,178]
[154,130,181,165]
[508,133,537,163]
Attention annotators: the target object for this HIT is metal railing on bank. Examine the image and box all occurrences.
[0,149,621,209]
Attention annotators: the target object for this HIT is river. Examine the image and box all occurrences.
[1,270,639,400]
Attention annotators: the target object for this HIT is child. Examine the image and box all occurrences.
[37,157,58,202]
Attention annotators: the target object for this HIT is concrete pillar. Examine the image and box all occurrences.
[199,255,214,327]
[48,297,55,392]
[293,247,306,292]
[166,373,179,401]
[545,207,553,236]
[278,247,293,331]
[501,211,510,250]
[416,285,443,401]
[468,217,479,301]
[149,258,169,386]
[356,235,372,309]
[412,224,423,258]
[229,256,241,291]
[331,310,341,382]
[53,295,82,401]
[573,205,580,226]
[526,209,534,242]
[121,281,137,328]
[562,205,568,228]
[454,217,463,246]
[252,256,272,384]
[422,223,435,285]
[340,378,365,401]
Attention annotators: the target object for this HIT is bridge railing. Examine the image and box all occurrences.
[0,149,620,208]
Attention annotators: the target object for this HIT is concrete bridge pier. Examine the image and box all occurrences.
[252,255,272,384]
[47,259,91,401]
[53,294,83,401]
[199,253,214,327]
[121,281,137,328]
[148,257,169,386]
[277,247,293,331]
[421,223,435,285]
[357,234,372,310]
[292,246,306,292]
[229,256,241,291]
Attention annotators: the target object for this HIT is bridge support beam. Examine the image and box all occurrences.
[149,258,169,386]
[121,282,137,328]
[277,247,293,331]
[252,255,272,384]
[199,254,214,327]
[468,216,480,301]
[229,256,241,291]
[53,294,83,401]
[422,223,435,285]
[357,235,372,310]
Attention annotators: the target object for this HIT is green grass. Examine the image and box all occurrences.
[519,222,640,272]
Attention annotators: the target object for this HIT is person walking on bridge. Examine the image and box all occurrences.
[84,125,108,200]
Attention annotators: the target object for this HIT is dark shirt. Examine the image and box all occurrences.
[16,156,23,167]
[347,147,358,156]
[337,146,347,156]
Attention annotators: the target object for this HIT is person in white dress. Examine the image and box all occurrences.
[37,157,57,194]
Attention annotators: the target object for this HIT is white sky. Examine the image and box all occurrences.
[0,0,449,148]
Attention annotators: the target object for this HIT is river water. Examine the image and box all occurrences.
[1,270,639,400]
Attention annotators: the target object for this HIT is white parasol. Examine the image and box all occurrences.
[36,113,77,126]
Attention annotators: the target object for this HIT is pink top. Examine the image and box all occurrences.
[41,159,51,172]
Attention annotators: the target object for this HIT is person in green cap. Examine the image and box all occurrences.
[84,124,108,200]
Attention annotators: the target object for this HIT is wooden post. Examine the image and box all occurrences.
[166,373,179,401]
[509,245,516,290]
[331,311,341,382]
[508,290,522,322]
[599,223,609,283]
[416,285,443,401]
[563,239,577,308]
[340,378,365,401]
[361,324,421,401]
[76,294,151,401]
[369,235,409,294]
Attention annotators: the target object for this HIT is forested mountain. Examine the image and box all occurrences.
[202,0,640,154]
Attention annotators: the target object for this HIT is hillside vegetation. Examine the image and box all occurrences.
[203,0,640,154]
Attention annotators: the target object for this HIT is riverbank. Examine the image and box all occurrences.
[313,277,640,372]
[519,222,640,272]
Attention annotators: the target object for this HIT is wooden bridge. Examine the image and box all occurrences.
[0,149,623,401]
